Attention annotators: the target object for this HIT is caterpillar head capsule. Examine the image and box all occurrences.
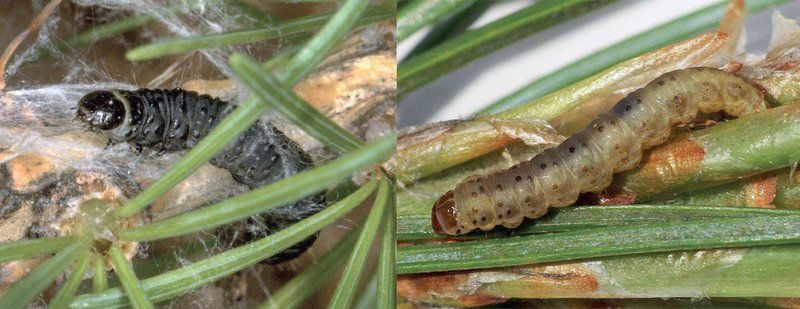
[77,91,126,130]
[77,90,132,142]
[431,190,461,235]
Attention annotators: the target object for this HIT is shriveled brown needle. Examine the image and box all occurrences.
[0,0,62,91]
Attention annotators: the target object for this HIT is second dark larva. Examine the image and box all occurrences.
[432,67,768,236]
[77,88,324,264]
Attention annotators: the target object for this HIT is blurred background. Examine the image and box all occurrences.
[398,0,800,127]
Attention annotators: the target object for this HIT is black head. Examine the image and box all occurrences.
[77,91,126,130]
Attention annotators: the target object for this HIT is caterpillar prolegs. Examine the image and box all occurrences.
[432,67,768,236]
[77,88,324,264]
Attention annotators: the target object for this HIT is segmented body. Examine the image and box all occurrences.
[77,88,324,263]
[432,67,767,236]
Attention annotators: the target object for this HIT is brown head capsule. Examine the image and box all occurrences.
[431,190,458,234]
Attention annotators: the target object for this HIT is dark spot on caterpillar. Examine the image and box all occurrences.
[432,67,768,236]
[497,202,503,208]
[78,88,325,264]
[471,192,478,199]
[496,184,502,191]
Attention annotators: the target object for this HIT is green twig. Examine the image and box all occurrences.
[354,273,378,309]
[614,104,800,201]
[230,54,363,153]
[92,253,108,293]
[126,9,391,61]
[71,179,379,308]
[49,253,91,309]
[0,236,90,309]
[397,205,800,242]
[0,235,77,263]
[376,184,396,308]
[397,215,800,274]
[119,133,394,242]
[113,95,268,218]
[398,0,615,98]
[114,49,293,218]
[404,0,493,59]
[109,245,152,309]
[477,0,787,115]
[397,0,476,42]
[260,227,361,309]
[329,178,392,308]
[116,0,378,218]
[279,0,372,85]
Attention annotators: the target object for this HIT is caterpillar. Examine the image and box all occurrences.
[432,67,768,236]
[77,88,324,264]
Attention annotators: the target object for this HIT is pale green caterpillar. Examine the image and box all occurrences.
[432,67,768,236]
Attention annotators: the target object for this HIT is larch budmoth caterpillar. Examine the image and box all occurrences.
[77,88,324,263]
[432,67,768,236]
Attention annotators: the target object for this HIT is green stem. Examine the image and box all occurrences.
[119,134,394,242]
[329,178,392,309]
[109,245,152,309]
[0,235,77,263]
[477,0,788,115]
[49,253,91,309]
[279,0,371,86]
[376,184,396,308]
[397,0,476,42]
[92,253,108,293]
[70,179,379,308]
[396,215,800,274]
[125,9,391,61]
[114,50,293,218]
[398,0,615,98]
[260,227,360,309]
[116,0,378,218]
[230,54,363,153]
[397,205,800,242]
[660,168,800,209]
[404,0,493,59]
[0,236,90,309]
[113,96,267,218]
[614,104,800,201]
[401,245,800,306]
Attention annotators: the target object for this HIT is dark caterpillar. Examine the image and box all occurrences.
[432,67,768,236]
[77,88,324,264]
